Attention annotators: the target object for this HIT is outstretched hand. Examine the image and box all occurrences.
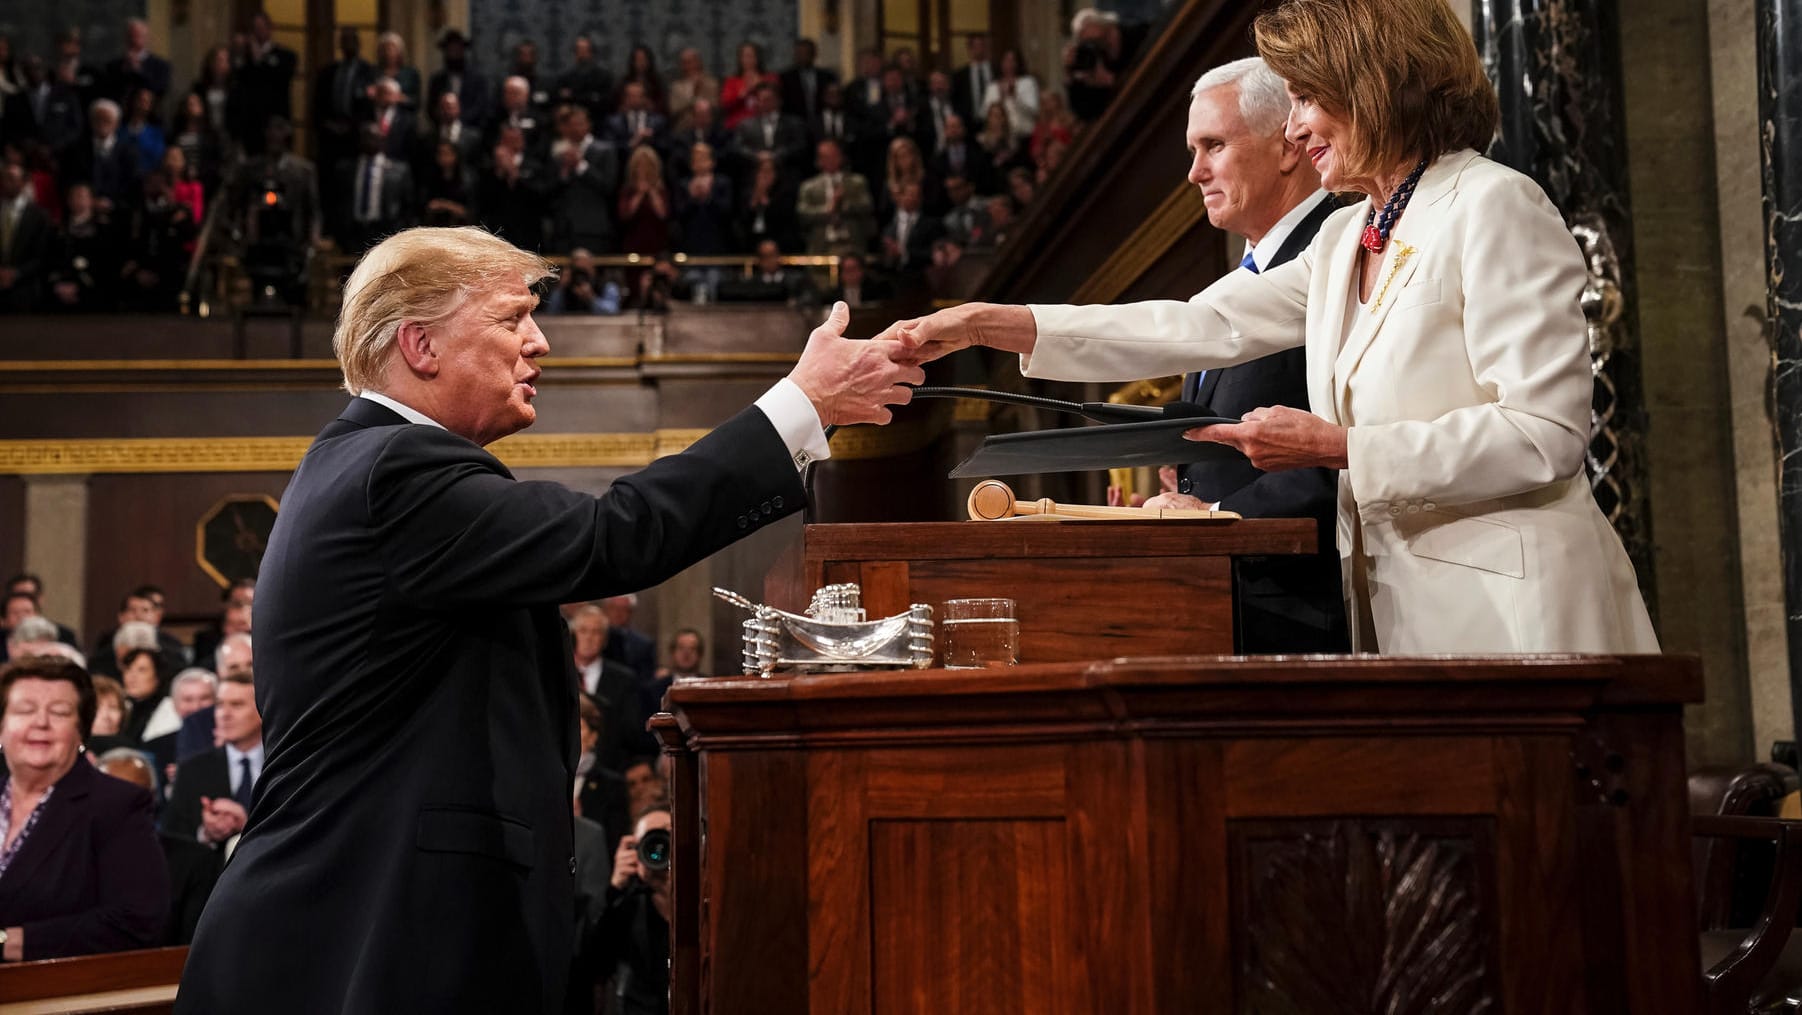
[1184,405,1349,471]
[788,302,927,427]
[880,301,1038,365]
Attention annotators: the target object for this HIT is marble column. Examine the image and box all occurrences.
[22,476,90,639]
[1759,0,1802,745]
[1471,0,1657,609]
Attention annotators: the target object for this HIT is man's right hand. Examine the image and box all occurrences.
[788,302,925,426]
[611,834,642,890]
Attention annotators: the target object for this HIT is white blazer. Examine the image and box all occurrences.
[981,76,1039,141]
[1026,150,1657,654]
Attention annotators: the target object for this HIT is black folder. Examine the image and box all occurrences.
[948,415,1247,478]
[900,387,1246,479]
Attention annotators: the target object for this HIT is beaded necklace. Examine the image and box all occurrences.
[1360,157,1431,253]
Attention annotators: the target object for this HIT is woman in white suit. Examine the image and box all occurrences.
[889,0,1657,655]
[981,48,1040,143]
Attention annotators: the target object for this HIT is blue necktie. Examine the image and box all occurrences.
[234,756,255,809]
[1183,251,1260,402]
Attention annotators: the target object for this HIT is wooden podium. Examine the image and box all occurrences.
[766,520,1318,659]
[661,655,1703,1015]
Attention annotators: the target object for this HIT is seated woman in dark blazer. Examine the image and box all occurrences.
[0,656,170,960]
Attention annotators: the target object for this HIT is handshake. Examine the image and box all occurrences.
[786,302,1034,427]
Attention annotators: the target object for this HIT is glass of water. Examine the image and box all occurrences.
[940,598,1018,669]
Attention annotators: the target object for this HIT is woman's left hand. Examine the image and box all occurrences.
[1185,405,1349,471]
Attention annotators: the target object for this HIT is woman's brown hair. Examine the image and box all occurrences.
[1255,0,1498,180]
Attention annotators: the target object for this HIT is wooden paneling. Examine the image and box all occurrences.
[0,946,185,1010]
[82,473,292,639]
[698,750,811,1014]
[0,475,23,582]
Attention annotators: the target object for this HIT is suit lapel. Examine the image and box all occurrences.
[1329,151,1477,413]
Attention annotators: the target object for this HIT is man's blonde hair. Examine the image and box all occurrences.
[333,227,555,395]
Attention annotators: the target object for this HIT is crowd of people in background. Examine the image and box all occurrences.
[0,9,1145,316]
[0,573,705,1012]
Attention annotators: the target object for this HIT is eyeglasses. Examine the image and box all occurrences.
[5,701,80,723]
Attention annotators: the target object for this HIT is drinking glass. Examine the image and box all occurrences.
[940,598,1018,668]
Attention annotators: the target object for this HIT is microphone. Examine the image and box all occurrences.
[905,385,1203,423]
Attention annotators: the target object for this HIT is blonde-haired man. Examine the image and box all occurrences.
[178,226,921,1014]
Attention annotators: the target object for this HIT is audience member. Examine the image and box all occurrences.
[641,627,706,718]
[545,247,622,315]
[365,76,415,160]
[554,36,613,125]
[548,105,619,253]
[719,43,774,131]
[371,32,420,110]
[0,36,19,100]
[738,152,797,252]
[426,28,490,127]
[3,577,77,649]
[873,65,921,153]
[1064,7,1146,122]
[0,656,170,960]
[672,142,734,255]
[573,694,630,851]
[952,33,994,124]
[664,98,728,180]
[5,56,84,154]
[1007,165,1035,208]
[238,12,299,151]
[332,121,415,254]
[62,98,138,213]
[5,618,81,668]
[488,75,545,155]
[921,70,958,155]
[419,91,479,174]
[116,645,166,742]
[570,604,653,769]
[508,41,549,110]
[825,251,891,307]
[985,48,1040,144]
[617,146,670,263]
[232,117,323,290]
[1029,91,1077,167]
[478,122,548,250]
[779,38,837,126]
[161,671,261,853]
[53,28,101,108]
[89,588,184,678]
[622,757,667,815]
[607,82,667,155]
[104,19,172,108]
[972,193,1015,249]
[313,27,373,192]
[797,139,875,256]
[89,675,127,737]
[666,48,717,132]
[175,631,250,764]
[141,667,217,772]
[119,169,196,309]
[190,45,239,145]
[879,135,930,217]
[420,140,478,226]
[190,578,254,673]
[976,103,1023,180]
[620,45,666,116]
[880,179,942,274]
[169,92,226,197]
[599,596,656,687]
[939,172,984,243]
[733,82,808,178]
[813,81,855,151]
[932,113,992,192]
[0,163,52,312]
[726,237,814,303]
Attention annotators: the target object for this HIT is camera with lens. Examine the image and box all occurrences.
[1071,39,1107,72]
[635,828,672,872]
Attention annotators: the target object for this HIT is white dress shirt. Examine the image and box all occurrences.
[1243,189,1330,272]
[227,742,265,796]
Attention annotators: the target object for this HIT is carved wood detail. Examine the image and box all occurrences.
[1232,819,1501,1015]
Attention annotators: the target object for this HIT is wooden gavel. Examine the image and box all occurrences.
[966,480,1240,521]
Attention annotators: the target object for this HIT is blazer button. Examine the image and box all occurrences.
[1178,478,1192,495]
[760,500,772,515]
[1406,504,1420,514]
[568,856,577,876]
[1388,505,1403,516]
[1424,501,1437,511]
[737,515,748,529]
[773,495,785,510]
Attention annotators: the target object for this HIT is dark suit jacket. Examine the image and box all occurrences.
[238,44,299,127]
[0,757,170,959]
[4,83,85,151]
[160,746,233,844]
[603,627,657,688]
[60,135,140,206]
[175,396,805,1014]
[0,201,54,311]
[550,140,620,250]
[951,62,993,124]
[1178,194,1346,652]
[428,66,493,126]
[104,53,173,101]
[779,66,838,123]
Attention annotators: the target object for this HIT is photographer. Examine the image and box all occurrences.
[582,806,673,1015]
[1062,8,1147,122]
[546,247,622,315]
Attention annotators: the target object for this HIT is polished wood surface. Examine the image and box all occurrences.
[668,655,1704,1014]
[0,946,185,1013]
[771,520,1315,661]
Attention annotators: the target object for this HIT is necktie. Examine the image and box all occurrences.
[234,756,255,809]
[359,158,378,221]
[763,117,775,148]
[336,62,356,115]
[1183,250,1261,401]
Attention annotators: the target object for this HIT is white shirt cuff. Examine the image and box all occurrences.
[755,377,832,470]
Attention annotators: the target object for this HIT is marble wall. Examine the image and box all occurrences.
[467,0,800,84]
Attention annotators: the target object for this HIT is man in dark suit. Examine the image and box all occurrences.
[103,19,173,107]
[313,27,374,200]
[238,12,299,152]
[488,75,549,156]
[61,99,139,212]
[0,165,54,313]
[951,33,994,125]
[779,39,838,127]
[161,672,262,850]
[478,124,549,251]
[879,180,943,275]
[1136,58,1346,653]
[174,225,921,1014]
[546,105,618,253]
[427,28,492,128]
[332,123,415,254]
[733,83,810,179]
[4,57,85,153]
[604,82,666,156]
[363,78,417,161]
[553,35,613,125]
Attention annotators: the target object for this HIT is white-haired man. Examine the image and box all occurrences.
[1063,7,1147,121]
[62,97,137,210]
[177,225,921,1014]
